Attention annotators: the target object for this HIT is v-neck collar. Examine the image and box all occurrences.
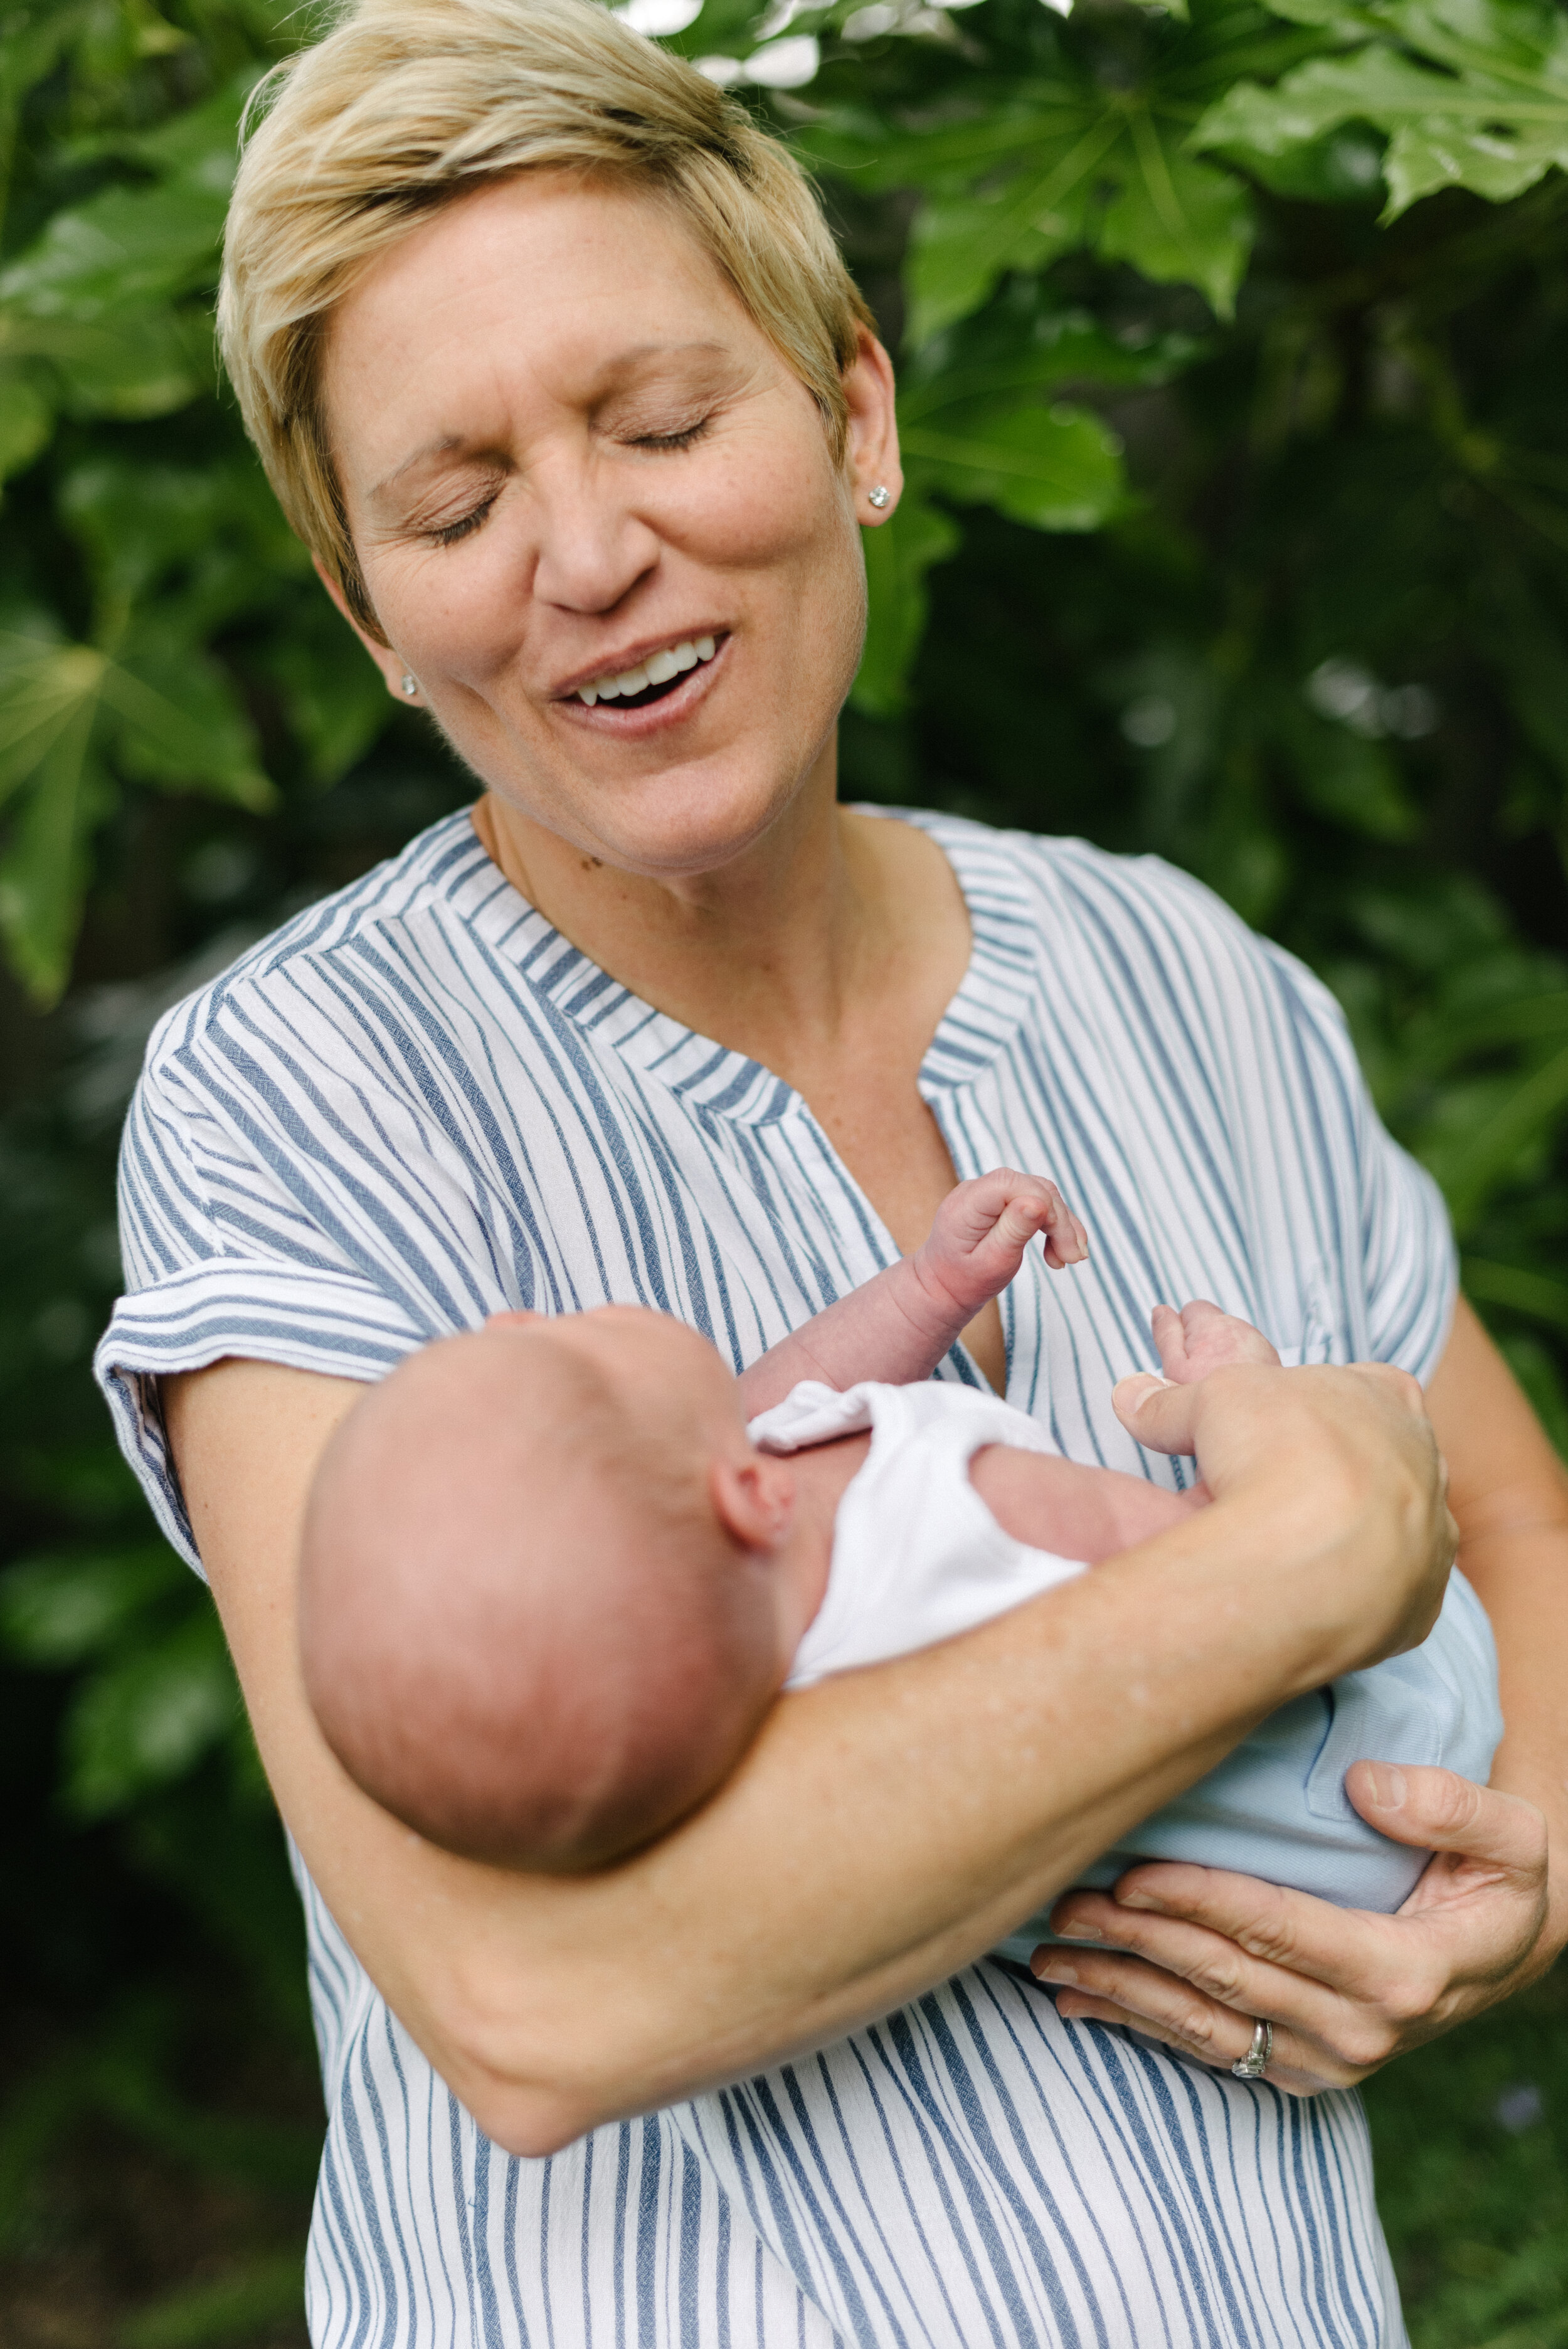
[450,805,1043,1123]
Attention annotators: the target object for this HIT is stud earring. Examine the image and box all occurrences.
[400,670,420,697]
[867,484,891,510]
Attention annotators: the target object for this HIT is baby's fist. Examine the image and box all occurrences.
[917,1168,1088,1319]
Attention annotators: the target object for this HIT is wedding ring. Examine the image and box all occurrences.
[1231,2019,1273,2080]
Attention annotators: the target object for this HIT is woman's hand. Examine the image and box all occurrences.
[1031,1762,1551,2094]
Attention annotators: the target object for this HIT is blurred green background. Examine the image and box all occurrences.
[1,0,1565,2341]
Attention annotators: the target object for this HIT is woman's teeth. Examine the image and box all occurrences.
[575,635,716,706]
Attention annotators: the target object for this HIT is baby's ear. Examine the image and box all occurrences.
[711,1454,794,1552]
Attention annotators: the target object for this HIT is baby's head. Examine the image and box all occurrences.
[300,1310,802,1871]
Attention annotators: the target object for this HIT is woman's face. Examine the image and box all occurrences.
[320,173,899,880]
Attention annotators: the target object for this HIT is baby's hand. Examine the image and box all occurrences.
[914,1169,1088,1321]
[1152,1298,1281,1384]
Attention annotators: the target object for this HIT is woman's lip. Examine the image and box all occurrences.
[553,634,729,734]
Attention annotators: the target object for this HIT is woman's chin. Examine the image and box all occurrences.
[489,749,826,886]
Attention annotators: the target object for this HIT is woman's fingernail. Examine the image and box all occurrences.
[1362,1763,1407,1810]
[1053,1921,1102,1940]
[1116,1892,1165,1912]
[1034,1960,1078,1985]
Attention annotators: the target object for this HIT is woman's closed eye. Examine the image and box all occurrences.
[621,413,713,454]
[427,494,500,547]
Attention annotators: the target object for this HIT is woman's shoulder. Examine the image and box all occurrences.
[891,805,1340,1024]
[138,807,503,1084]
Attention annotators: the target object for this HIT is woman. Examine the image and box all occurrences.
[96,1,1567,2341]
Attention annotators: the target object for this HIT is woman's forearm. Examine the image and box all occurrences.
[1429,1299,1568,1956]
[171,1353,1451,2155]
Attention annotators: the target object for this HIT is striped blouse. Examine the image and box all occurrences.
[97,805,1453,2348]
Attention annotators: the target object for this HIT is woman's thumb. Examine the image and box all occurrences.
[1111,1372,1197,1458]
[1346,1762,1545,1871]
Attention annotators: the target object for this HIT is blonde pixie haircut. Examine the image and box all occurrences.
[219,0,873,639]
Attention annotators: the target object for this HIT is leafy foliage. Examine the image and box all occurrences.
[0,0,1565,2340]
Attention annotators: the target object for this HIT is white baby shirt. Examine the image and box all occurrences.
[750,1377,1502,1945]
[753,1378,1088,1684]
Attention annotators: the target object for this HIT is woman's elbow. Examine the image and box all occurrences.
[466,2078,600,2161]
[428,1969,633,2159]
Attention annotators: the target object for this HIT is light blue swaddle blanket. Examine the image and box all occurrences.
[999,1567,1502,1961]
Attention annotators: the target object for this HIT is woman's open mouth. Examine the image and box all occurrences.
[568,633,722,713]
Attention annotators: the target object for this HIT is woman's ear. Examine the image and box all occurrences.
[710,1453,796,1554]
[842,326,903,526]
[312,554,418,702]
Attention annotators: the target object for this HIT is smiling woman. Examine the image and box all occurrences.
[90,0,1568,2344]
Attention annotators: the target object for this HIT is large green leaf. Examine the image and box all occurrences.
[1099,112,1255,315]
[0,68,255,321]
[0,689,110,1004]
[0,183,229,317]
[902,398,1126,530]
[0,366,50,481]
[0,307,201,420]
[1192,0,1568,215]
[903,119,1115,341]
[0,627,273,999]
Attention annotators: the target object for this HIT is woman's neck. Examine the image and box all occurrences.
[470,763,949,1089]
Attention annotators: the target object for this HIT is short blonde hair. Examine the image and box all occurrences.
[218,0,872,639]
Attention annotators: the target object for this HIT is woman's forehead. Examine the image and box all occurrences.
[323,174,763,467]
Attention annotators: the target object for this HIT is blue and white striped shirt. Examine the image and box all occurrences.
[97,806,1453,2347]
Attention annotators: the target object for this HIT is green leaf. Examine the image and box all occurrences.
[853,489,961,718]
[0,622,271,1001]
[41,310,203,420]
[905,162,1100,343]
[902,399,1126,530]
[258,629,393,788]
[1210,120,1387,201]
[0,368,50,481]
[900,289,1200,420]
[1101,114,1255,315]
[1192,23,1568,220]
[0,689,110,1004]
[1382,115,1560,207]
[0,182,228,319]
[0,1546,188,1667]
[1193,50,1470,155]
[62,1604,237,1819]
[103,640,275,812]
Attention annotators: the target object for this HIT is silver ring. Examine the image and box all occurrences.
[1231,2019,1272,2080]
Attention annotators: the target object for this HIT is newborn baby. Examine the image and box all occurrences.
[300,1172,1500,1915]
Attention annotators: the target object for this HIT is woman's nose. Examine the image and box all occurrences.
[529,463,663,615]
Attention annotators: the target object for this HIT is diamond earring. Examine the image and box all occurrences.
[867,484,891,510]
[400,670,420,697]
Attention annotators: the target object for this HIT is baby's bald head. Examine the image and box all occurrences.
[299,1313,789,1870]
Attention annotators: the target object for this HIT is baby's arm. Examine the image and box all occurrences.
[970,1298,1283,1562]
[737,1169,1087,1417]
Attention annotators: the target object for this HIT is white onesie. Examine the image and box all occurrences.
[748,1377,1502,1948]
[753,1379,1087,1685]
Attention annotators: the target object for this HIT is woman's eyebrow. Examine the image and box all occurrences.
[367,435,495,504]
[365,342,736,502]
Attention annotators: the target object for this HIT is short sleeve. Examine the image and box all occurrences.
[95,1037,432,1571]
[1258,935,1457,1384]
